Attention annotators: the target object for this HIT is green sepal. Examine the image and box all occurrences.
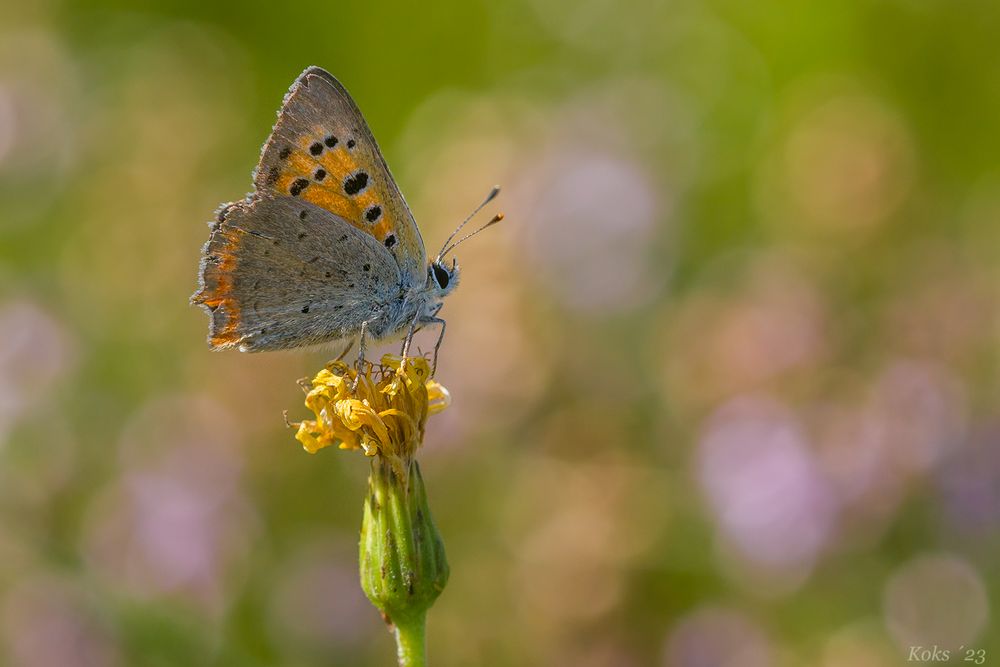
[360,457,449,628]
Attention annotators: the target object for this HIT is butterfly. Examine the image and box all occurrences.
[191,66,501,373]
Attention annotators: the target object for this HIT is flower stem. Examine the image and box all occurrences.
[393,613,427,667]
[360,458,448,666]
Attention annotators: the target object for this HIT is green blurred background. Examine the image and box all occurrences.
[1,0,999,665]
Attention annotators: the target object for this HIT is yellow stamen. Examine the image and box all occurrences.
[292,354,450,478]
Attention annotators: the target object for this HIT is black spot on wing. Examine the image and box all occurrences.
[314,168,326,181]
[309,142,323,156]
[279,147,292,159]
[347,139,356,149]
[290,178,309,196]
[343,171,369,195]
[325,135,338,148]
[384,234,396,249]
[364,204,382,223]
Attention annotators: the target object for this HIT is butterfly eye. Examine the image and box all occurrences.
[432,263,450,289]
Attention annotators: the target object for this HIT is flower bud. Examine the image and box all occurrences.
[360,457,449,627]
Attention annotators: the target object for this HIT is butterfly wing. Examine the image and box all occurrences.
[193,196,401,351]
[254,66,427,288]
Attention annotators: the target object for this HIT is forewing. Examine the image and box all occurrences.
[192,196,401,351]
[254,66,426,288]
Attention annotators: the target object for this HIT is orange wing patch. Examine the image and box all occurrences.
[192,220,247,348]
[265,129,395,244]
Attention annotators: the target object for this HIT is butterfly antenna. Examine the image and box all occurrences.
[436,185,501,262]
[439,212,504,259]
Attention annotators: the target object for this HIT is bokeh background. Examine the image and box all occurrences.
[1,0,999,665]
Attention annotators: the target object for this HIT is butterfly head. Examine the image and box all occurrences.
[429,258,460,297]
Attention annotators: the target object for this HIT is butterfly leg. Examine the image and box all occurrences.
[421,316,447,377]
[351,321,369,392]
[334,338,355,362]
[400,309,422,359]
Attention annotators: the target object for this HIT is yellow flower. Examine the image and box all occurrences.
[292,354,450,478]
[291,353,451,650]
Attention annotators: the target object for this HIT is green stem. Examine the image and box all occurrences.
[360,458,446,666]
[393,613,427,667]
